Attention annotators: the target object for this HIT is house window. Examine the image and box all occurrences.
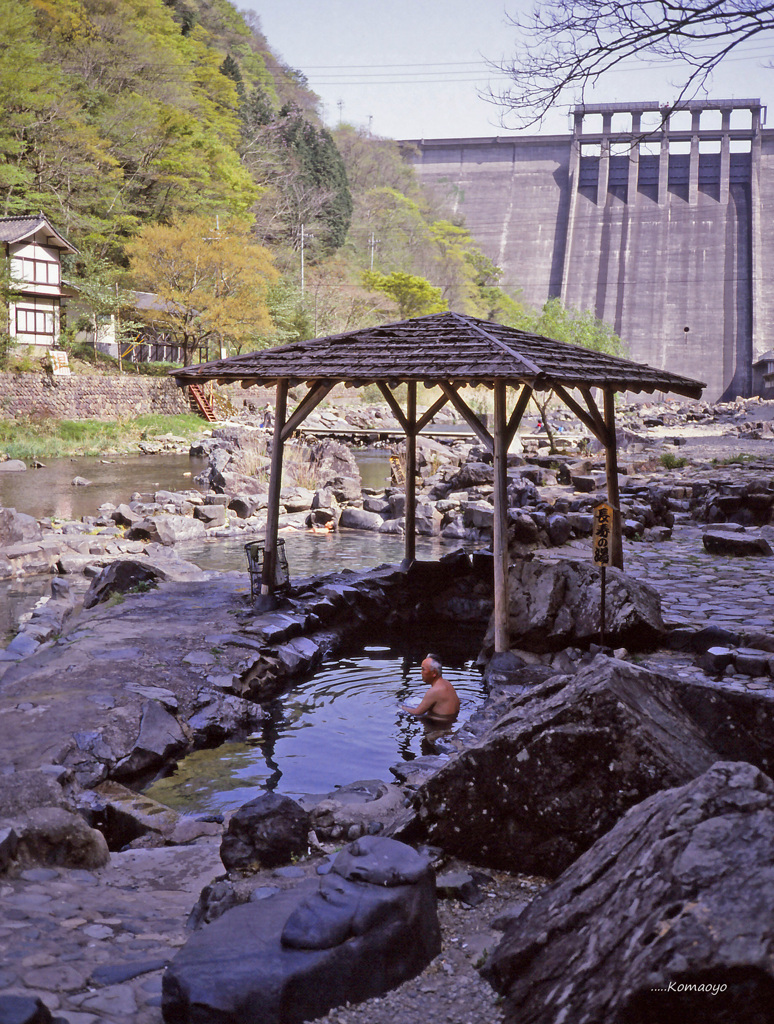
[16,307,55,335]
[11,257,60,285]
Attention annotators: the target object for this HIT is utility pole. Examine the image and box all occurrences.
[300,224,313,294]
[337,99,344,126]
[368,232,379,271]
[300,223,305,294]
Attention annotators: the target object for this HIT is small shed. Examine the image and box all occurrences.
[171,312,705,652]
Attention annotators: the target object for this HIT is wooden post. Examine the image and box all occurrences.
[404,382,417,565]
[493,381,510,653]
[262,379,288,596]
[603,389,624,570]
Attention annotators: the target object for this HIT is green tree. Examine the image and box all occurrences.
[362,270,447,319]
[245,102,352,259]
[530,297,624,355]
[127,215,278,365]
[333,125,420,196]
[518,297,625,451]
[352,187,435,276]
[63,247,144,360]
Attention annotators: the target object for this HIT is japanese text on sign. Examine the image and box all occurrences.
[593,502,613,566]
[49,350,70,377]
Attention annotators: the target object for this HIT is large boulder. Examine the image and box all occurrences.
[7,806,109,870]
[152,514,207,546]
[702,529,773,557]
[308,440,362,502]
[83,559,166,608]
[445,462,494,489]
[485,761,774,1024]
[0,769,69,817]
[194,504,226,528]
[220,793,311,872]
[162,836,441,1024]
[112,701,188,781]
[0,507,41,545]
[339,507,384,532]
[308,779,405,842]
[481,557,666,655]
[395,657,716,876]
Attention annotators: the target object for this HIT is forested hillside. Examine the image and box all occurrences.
[0,0,616,362]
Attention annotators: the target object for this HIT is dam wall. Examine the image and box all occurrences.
[405,99,772,402]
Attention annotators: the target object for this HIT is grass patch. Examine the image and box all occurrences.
[659,452,689,470]
[711,453,755,466]
[0,412,205,460]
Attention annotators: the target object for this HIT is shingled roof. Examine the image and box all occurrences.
[0,215,77,252]
[170,311,705,400]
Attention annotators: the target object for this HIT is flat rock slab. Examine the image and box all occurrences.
[485,761,774,1024]
[702,530,773,556]
[0,574,254,783]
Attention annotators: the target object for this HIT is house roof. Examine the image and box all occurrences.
[0,215,78,253]
[170,311,706,399]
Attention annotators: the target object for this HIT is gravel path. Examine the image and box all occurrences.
[316,870,546,1024]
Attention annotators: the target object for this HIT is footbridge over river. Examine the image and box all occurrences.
[403,98,774,403]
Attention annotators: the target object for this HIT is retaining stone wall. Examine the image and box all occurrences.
[0,372,191,420]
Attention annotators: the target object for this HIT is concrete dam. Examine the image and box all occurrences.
[404,99,773,402]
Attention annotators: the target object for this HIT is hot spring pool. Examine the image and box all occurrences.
[144,643,485,815]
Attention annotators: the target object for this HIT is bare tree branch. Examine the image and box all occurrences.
[490,1,774,127]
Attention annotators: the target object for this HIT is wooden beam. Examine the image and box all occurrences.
[262,379,288,597]
[493,381,510,653]
[376,382,409,432]
[416,393,450,433]
[404,382,417,564]
[438,383,493,450]
[578,386,610,443]
[506,384,533,448]
[280,380,337,442]
[552,385,610,446]
[604,389,624,570]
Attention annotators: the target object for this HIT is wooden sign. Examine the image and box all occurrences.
[593,501,613,566]
[49,349,70,377]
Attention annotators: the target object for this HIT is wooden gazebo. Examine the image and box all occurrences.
[171,312,704,653]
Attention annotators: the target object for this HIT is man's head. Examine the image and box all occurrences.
[421,653,442,683]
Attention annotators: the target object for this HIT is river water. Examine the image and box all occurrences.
[0,450,399,635]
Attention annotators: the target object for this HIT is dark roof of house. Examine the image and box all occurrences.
[171,311,705,399]
[0,215,77,252]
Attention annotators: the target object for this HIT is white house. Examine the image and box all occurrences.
[0,214,77,349]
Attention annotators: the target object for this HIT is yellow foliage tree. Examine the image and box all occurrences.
[127,215,278,365]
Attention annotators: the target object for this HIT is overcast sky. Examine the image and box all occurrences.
[239,0,773,140]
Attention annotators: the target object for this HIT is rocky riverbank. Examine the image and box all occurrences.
[2,396,774,1024]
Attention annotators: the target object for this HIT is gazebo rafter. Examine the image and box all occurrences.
[171,312,705,654]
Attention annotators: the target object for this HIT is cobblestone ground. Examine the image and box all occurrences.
[543,524,774,685]
[0,844,223,1023]
[624,525,774,637]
